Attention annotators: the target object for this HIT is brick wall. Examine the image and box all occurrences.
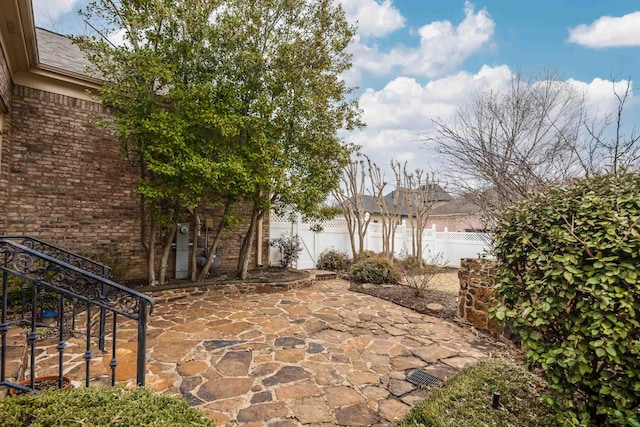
[3,85,266,280]
[0,41,10,112]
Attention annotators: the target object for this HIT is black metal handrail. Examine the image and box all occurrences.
[0,236,112,278]
[1,236,114,352]
[0,239,154,393]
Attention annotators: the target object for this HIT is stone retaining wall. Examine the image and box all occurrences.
[458,258,504,336]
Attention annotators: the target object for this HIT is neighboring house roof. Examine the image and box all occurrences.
[35,27,94,77]
[429,194,482,216]
[351,184,452,217]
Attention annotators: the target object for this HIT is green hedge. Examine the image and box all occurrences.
[492,173,640,426]
[1,386,215,427]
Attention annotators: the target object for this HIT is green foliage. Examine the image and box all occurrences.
[349,256,399,284]
[75,0,362,279]
[399,359,560,427]
[316,249,352,272]
[492,173,640,426]
[270,234,302,269]
[0,386,214,427]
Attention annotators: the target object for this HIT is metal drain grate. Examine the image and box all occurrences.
[406,369,439,386]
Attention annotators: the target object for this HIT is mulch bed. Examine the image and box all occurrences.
[348,282,458,319]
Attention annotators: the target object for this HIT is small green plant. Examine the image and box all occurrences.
[398,252,448,296]
[349,256,399,284]
[492,173,640,426]
[316,248,351,272]
[0,386,214,427]
[270,233,303,268]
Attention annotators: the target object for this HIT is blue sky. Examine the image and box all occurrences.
[33,0,639,178]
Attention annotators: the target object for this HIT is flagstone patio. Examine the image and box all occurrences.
[141,278,513,426]
[13,277,516,426]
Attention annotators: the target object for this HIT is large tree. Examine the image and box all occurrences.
[76,0,361,282]
[432,72,584,220]
[75,0,250,284]
[208,0,362,278]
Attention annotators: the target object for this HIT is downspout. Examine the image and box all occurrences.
[256,217,264,267]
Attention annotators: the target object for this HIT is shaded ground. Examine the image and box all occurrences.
[349,270,461,319]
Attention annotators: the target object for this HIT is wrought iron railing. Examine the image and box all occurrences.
[1,236,112,278]
[1,236,114,351]
[0,238,154,394]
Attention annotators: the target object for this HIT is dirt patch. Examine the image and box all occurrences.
[349,270,461,319]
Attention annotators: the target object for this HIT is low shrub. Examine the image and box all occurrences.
[0,386,215,427]
[349,256,399,284]
[399,359,560,427]
[316,249,351,271]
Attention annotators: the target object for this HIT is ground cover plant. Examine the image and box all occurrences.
[1,386,215,427]
[492,173,640,426]
[400,359,559,427]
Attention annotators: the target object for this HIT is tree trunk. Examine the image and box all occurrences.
[190,208,200,282]
[237,204,261,279]
[146,221,157,286]
[197,201,232,282]
[158,225,177,285]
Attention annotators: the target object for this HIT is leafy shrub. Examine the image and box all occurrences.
[0,386,214,427]
[492,173,640,426]
[270,233,302,268]
[349,256,399,284]
[400,359,560,427]
[316,249,351,271]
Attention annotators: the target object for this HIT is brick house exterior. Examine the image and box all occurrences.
[0,1,268,279]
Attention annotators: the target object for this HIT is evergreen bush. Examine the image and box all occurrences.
[349,256,399,284]
[492,173,640,426]
[316,249,351,271]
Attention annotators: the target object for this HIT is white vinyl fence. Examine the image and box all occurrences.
[269,213,491,269]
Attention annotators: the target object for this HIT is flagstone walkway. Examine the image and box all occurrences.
[11,277,515,426]
[139,278,511,426]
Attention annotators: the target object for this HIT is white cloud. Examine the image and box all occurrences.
[346,65,513,176]
[568,77,634,114]
[347,66,634,178]
[359,65,512,132]
[32,0,81,26]
[339,0,405,37]
[568,11,640,48]
[350,1,495,80]
[107,28,128,47]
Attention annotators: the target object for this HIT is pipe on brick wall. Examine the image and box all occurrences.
[256,217,263,267]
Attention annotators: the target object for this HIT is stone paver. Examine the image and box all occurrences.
[17,278,512,425]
